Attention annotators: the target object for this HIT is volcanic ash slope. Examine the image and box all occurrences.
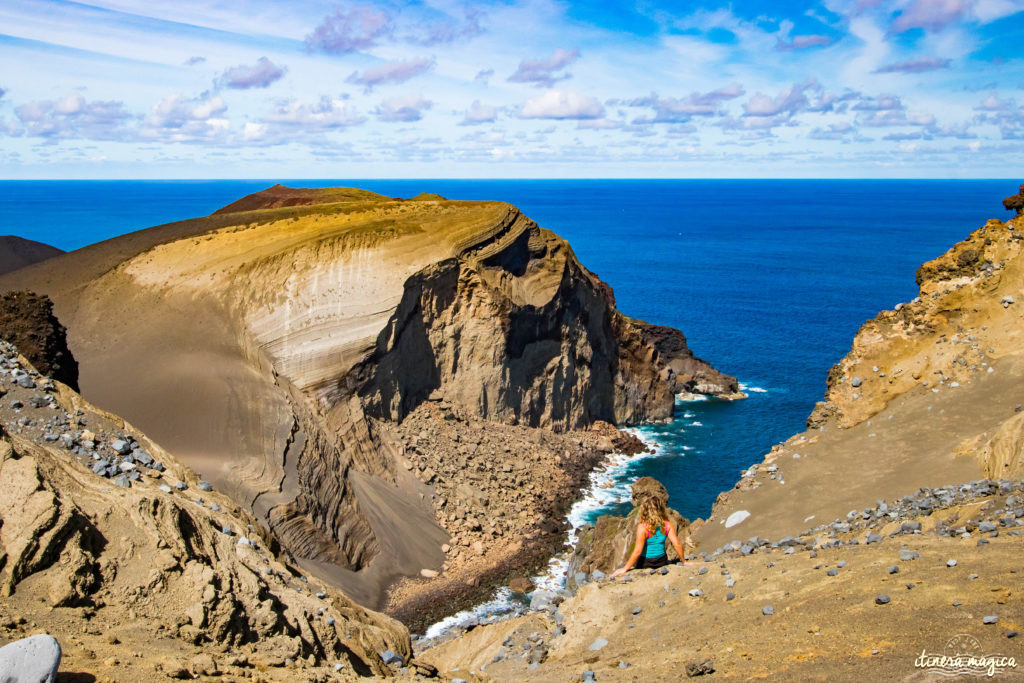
[0,341,409,681]
[0,186,737,609]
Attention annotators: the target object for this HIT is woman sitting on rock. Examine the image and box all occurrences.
[611,495,685,576]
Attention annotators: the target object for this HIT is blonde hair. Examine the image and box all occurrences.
[637,496,669,533]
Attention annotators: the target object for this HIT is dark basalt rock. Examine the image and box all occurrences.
[0,290,78,390]
[1003,183,1024,216]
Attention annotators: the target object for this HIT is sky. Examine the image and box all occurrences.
[1,0,1023,178]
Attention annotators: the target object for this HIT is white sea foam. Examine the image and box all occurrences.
[690,421,703,427]
[419,428,668,644]
[739,383,769,393]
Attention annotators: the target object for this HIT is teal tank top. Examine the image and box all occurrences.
[644,524,667,558]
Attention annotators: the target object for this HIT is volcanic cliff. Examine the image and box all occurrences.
[414,187,1024,681]
[0,186,736,615]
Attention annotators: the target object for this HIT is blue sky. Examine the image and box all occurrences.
[1,0,1023,178]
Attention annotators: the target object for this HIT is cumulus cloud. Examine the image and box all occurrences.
[809,121,859,139]
[852,94,905,111]
[508,49,580,88]
[406,7,484,46]
[857,108,936,126]
[305,5,393,54]
[459,100,498,125]
[217,57,287,89]
[775,34,833,50]
[974,93,1012,111]
[875,57,952,73]
[346,58,434,93]
[15,93,133,140]
[139,92,229,143]
[627,83,744,123]
[891,0,970,33]
[742,79,838,118]
[518,90,604,120]
[374,94,433,122]
[184,56,206,66]
[263,95,365,129]
[475,68,494,85]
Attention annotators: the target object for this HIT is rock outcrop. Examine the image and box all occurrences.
[357,219,737,431]
[1003,182,1024,216]
[0,290,79,390]
[0,186,735,616]
[0,340,410,679]
[564,478,690,589]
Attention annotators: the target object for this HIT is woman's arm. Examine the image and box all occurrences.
[612,525,647,577]
[666,520,685,563]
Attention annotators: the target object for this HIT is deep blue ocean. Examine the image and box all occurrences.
[0,180,1015,524]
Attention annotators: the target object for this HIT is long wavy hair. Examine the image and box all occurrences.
[637,496,669,534]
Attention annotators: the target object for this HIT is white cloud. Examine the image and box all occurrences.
[346,58,434,92]
[519,91,604,120]
[217,57,287,89]
[508,49,581,88]
[374,94,433,122]
[460,100,498,126]
[263,96,365,129]
[305,6,393,54]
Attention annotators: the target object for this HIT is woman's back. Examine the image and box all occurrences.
[642,521,668,558]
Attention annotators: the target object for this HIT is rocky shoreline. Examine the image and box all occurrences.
[381,397,652,633]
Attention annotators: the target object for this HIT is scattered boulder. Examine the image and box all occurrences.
[0,634,61,683]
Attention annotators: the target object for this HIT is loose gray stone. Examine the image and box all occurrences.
[875,594,891,605]
[827,569,838,577]
[762,605,774,616]
[112,474,130,488]
[110,439,131,455]
[726,593,735,601]
[983,616,999,625]
[582,671,596,683]
[688,589,702,597]
[632,607,642,615]
[380,649,403,665]
[899,549,921,561]
[851,377,863,388]
[697,566,708,575]
[947,560,958,567]
[588,638,608,651]
[0,634,61,683]
[197,480,213,492]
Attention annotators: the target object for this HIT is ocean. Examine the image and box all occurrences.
[0,179,1014,631]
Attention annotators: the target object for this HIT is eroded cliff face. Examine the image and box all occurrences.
[358,220,737,431]
[0,344,410,680]
[0,186,736,612]
[694,190,1024,555]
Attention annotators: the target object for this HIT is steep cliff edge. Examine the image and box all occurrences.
[419,187,1024,682]
[696,188,1024,554]
[0,186,735,614]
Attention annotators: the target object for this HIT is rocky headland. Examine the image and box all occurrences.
[414,187,1024,680]
[0,185,736,636]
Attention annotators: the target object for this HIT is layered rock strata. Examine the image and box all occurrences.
[0,341,410,680]
[0,186,736,614]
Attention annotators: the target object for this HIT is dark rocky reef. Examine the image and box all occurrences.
[0,290,78,390]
